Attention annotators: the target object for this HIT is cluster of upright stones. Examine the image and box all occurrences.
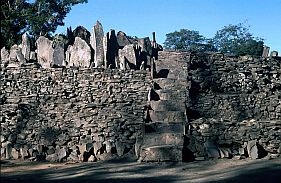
[139,51,188,161]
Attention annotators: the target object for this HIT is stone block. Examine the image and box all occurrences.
[142,133,183,147]
[115,141,125,156]
[247,140,258,159]
[149,111,186,122]
[204,140,220,158]
[140,145,182,162]
[150,100,186,111]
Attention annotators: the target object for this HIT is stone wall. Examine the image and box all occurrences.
[1,50,280,162]
[158,50,281,160]
[0,64,151,161]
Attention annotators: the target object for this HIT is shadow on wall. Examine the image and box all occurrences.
[156,69,169,78]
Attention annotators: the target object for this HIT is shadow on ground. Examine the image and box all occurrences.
[1,158,281,183]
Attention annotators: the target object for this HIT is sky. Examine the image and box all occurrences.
[56,0,281,53]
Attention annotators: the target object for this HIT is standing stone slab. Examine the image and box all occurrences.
[22,33,31,61]
[52,42,65,67]
[91,21,104,68]
[262,46,270,58]
[1,47,9,63]
[68,37,92,68]
[138,37,153,69]
[36,36,54,68]
[8,45,25,66]
[247,140,258,159]
[104,29,119,68]
[119,44,137,69]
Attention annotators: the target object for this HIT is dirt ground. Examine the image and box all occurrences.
[1,157,281,183]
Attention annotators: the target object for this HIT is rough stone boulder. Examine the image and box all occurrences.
[117,31,132,48]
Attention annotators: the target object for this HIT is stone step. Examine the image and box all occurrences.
[140,144,182,162]
[142,133,183,147]
[150,100,186,111]
[149,110,186,122]
[153,78,187,90]
[145,122,184,133]
[155,89,186,100]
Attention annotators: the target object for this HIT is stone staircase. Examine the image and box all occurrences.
[140,77,188,161]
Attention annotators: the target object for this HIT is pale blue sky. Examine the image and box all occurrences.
[56,0,281,52]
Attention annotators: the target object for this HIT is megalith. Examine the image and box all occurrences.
[36,36,54,68]
[103,29,119,68]
[118,44,137,69]
[21,33,31,61]
[68,37,92,68]
[91,21,104,68]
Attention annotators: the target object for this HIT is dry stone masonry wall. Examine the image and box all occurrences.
[0,65,151,162]
[157,51,281,160]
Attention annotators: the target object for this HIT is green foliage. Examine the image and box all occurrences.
[0,0,88,49]
[164,23,264,56]
[164,29,216,52]
[213,23,264,56]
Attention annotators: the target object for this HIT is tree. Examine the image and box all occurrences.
[164,29,216,52]
[213,23,264,56]
[0,0,88,49]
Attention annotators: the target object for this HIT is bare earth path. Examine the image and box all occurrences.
[1,157,281,183]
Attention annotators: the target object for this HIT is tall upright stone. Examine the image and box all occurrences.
[52,42,65,67]
[138,37,153,69]
[91,21,104,68]
[68,37,92,68]
[22,33,31,61]
[1,47,9,63]
[104,29,119,68]
[8,45,25,66]
[262,46,270,58]
[36,36,54,68]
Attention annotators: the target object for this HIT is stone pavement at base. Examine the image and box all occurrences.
[1,157,281,183]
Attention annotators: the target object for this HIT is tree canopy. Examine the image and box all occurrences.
[213,23,264,56]
[1,0,88,49]
[164,23,264,56]
[164,29,216,52]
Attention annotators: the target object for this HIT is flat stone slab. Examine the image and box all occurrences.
[155,89,186,100]
[145,122,184,133]
[140,145,183,162]
[150,100,186,111]
[149,111,186,122]
[142,133,183,147]
[153,78,187,90]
